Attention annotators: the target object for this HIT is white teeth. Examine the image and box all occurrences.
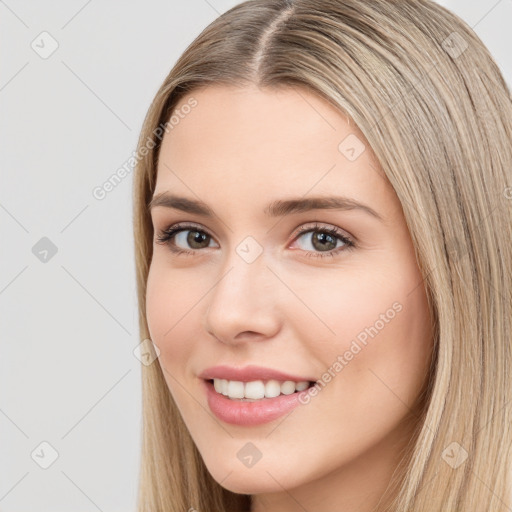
[295,381,309,391]
[244,380,265,399]
[227,380,244,398]
[281,381,296,395]
[212,378,311,400]
[265,379,281,398]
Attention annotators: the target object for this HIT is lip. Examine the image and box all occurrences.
[202,379,311,426]
[199,364,316,426]
[198,364,316,383]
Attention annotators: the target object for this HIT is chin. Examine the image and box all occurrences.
[206,460,300,494]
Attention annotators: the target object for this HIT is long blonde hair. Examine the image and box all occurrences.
[132,1,512,510]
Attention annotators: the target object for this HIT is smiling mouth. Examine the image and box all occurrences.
[207,378,316,401]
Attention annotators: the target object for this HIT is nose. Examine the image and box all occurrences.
[204,248,281,346]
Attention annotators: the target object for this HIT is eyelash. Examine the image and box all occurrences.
[155,222,355,259]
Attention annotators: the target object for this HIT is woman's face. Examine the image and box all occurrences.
[146,84,434,504]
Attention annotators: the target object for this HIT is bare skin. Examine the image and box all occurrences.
[146,84,434,512]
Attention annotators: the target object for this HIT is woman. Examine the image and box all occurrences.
[132,1,512,510]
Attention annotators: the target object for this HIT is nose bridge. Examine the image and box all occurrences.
[213,238,272,308]
[204,237,280,342]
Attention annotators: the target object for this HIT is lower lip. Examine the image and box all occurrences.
[203,379,309,426]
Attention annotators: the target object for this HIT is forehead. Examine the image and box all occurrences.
[154,84,395,217]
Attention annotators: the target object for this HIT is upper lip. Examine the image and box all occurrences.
[198,364,315,383]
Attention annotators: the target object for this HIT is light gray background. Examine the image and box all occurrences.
[1,1,510,511]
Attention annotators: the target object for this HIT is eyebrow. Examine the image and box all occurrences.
[148,193,384,221]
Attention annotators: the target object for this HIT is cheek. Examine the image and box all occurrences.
[145,264,199,373]
[362,283,433,407]
[341,288,431,416]
[293,260,433,406]
[284,265,409,356]
[145,264,207,422]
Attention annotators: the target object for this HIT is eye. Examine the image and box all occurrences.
[155,221,355,259]
[291,222,355,259]
[155,222,217,256]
